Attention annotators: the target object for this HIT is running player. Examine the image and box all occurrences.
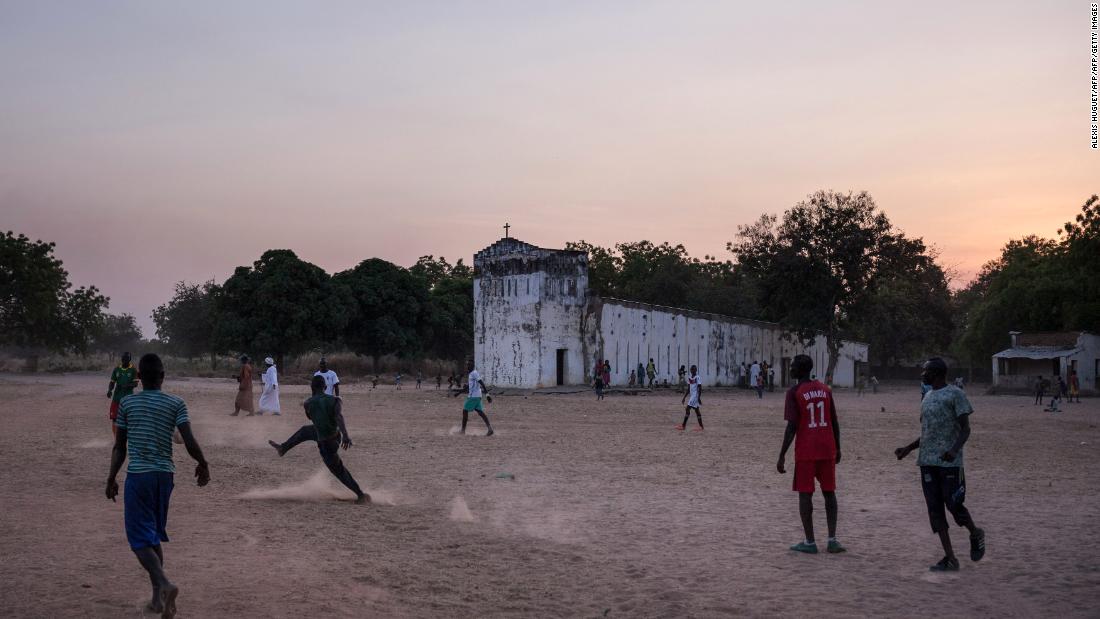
[678,365,703,431]
[268,375,370,504]
[895,357,985,571]
[106,352,139,435]
[105,353,210,617]
[776,354,844,554]
[453,360,494,436]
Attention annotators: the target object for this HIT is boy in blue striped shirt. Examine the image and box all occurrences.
[106,354,210,618]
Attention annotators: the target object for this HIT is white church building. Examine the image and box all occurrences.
[474,237,868,389]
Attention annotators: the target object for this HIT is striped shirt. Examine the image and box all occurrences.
[116,389,190,474]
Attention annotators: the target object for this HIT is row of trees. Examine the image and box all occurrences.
[0,231,142,357]
[152,253,472,368]
[569,191,954,379]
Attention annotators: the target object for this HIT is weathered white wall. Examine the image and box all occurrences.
[585,298,868,388]
[992,333,1099,393]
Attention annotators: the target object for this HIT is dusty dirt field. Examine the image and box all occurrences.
[0,373,1098,618]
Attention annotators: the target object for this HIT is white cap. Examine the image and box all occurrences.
[264,357,275,365]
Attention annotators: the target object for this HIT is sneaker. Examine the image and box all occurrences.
[970,528,986,562]
[929,556,960,572]
[827,540,847,554]
[486,429,495,437]
[354,493,371,505]
[790,541,819,554]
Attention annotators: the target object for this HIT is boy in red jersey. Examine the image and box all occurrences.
[776,354,844,554]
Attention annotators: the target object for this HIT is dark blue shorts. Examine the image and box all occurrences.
[124,471,174,550]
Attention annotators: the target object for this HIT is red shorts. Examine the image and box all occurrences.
[109,400,120,421]
[793,458,836,493]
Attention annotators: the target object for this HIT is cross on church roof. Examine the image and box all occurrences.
[503,222,511,238]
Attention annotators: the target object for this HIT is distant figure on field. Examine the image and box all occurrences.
[1045,391,1062,413]
[594,374,605,400]
[1069,370,1081,403]
[954,376,965,389]
[1034,375,1048,406]
[269,375,369,504]
[258,357,280,415]
[453,360,494,436]
[436,374,443,390]
[447,374,455,390]
[895,357,985,572]
[777,354,844,554]
[739,362,747,388]
[1057,375,1068,400]
[677,365,687,392]
[602,360,612,387]
[314,357,340,397]
[768,366,776,392]
[646,358,656,387]
[371,375,379,390]
[678,364,703,431]
[107,352,139,435]
[416,371,423,389]
[751,360,763,399]
[628,370,637,386]
[105,353,210,617]
[637,363,646,388]
[870,375,879,394]
[231,355,255,416]
[395,373,402,390]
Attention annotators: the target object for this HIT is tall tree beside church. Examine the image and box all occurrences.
[0,231,108,355]
[730,190,894,382]
[411,256,474,360]
[214,250,349,368]
[334,258,430,363]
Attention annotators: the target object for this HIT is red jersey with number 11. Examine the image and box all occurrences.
[784,380,837,461]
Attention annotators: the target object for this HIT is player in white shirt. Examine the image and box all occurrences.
[453,360,494,436]
[313,357,340,397]
[678,365,704,431]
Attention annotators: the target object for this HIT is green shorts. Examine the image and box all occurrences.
[463,397,483,412]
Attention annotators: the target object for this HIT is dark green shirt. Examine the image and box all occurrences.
[110,365,139,402]
[305,394,340,439]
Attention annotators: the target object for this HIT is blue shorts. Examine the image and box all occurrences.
[124,471,174,550]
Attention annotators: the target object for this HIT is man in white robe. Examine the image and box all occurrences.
[259,357,281,415]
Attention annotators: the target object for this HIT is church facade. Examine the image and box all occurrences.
[474,237,868,389]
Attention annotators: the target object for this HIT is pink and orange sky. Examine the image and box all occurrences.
[1,1,1096,335]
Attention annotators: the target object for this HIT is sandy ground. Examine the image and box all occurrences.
[0,373,1098,618]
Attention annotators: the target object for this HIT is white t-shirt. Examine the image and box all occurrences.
[468,370,482,398]
[687,375,702,407]
[750,363,761,384]
[314,370,339,395]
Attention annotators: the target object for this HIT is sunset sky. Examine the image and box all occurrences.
[1,1,1095,335]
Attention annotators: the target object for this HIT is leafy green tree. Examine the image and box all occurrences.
[93,313,144,353]
[215,250,349,368]
[0,231,108,354]
[152,281,218,364]
[730,190,895,382]
[334,258,429,363]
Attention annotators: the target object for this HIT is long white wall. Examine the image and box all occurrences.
[585,299,867,388]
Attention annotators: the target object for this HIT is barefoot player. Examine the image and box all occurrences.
[776,354,845,554]
[105,353,210,618]
[106,352,138,435]
[268,375,369,504]
[896,357,986,571]
[678,365,703,431]
[453,359,494,436]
